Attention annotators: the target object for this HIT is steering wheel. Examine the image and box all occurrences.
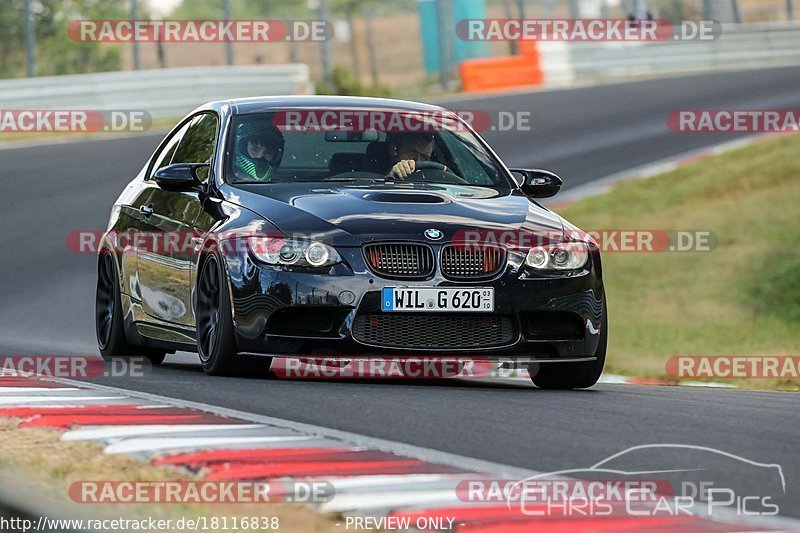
[415,161,447,172]
[411,161,470,185]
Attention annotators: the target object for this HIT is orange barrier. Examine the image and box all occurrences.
[459,42,544,92]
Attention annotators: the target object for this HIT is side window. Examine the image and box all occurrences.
[171,113,218,182]
[148,122,189,179]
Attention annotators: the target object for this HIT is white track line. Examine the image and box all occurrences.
[0,396,122,405]
[324,474,471,492]
[319,490,463,513]
[599,374,735,388]
[0,387,80,393]
[62,424,265,441]
[103,435,316,455]
[551,134,771,205]
[0,129,168,150]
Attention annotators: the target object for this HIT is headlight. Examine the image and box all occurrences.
[524,242,589,271]
[247,236,341,268]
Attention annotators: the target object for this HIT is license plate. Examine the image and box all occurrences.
[381,287,494,312]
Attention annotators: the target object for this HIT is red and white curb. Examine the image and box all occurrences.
[1,372,792,532]
[599,373,735,389]
[455,369,736,389]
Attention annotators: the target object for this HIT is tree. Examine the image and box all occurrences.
[0,0,130,78]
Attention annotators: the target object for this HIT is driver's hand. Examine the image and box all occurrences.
[387,159,415,179]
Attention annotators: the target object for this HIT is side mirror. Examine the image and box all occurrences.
[510,168,563,198]
[153,163,208,192]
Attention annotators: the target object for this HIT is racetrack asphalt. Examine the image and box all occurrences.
[1,65,798,517]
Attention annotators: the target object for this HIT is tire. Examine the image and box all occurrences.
[96,252,166,365]
[529,303,608,390]
[196,254,271,376]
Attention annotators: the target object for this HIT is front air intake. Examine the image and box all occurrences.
[363,243,435,280]
[440,244,506,280]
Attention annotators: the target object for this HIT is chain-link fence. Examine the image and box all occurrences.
[5,0,798,95]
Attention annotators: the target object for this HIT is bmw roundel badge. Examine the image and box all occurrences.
[424,228,443,240]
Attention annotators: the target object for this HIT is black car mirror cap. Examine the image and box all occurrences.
[510,168,563,198]
[153,163,208,192]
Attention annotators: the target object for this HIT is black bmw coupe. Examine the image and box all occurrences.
[96,96,607,388]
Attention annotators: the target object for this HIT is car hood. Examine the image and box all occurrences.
[222,183,565,247]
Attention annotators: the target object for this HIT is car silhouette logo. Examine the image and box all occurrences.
[424,228,443,240]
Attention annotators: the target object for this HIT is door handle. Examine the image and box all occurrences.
[139,204,154,217]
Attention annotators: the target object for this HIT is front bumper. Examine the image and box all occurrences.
[222,245,605,361]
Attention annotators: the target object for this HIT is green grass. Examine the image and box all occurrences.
[557,135,800,391]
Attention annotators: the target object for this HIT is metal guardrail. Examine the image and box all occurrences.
[540,22,800,83]
[0,64,314,118]
[0,23,796,114]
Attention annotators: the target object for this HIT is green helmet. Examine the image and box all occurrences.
[235,121,284,164]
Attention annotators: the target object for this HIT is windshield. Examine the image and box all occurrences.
[225,110,510,189]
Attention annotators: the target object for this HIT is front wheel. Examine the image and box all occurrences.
[196,254,271,376]
[528,305,608,390]
[96,252,166,365]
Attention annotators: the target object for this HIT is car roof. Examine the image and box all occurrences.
[195,95,449,116]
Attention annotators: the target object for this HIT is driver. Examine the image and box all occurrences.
[386,132,435,179]
[233,122,284,182]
